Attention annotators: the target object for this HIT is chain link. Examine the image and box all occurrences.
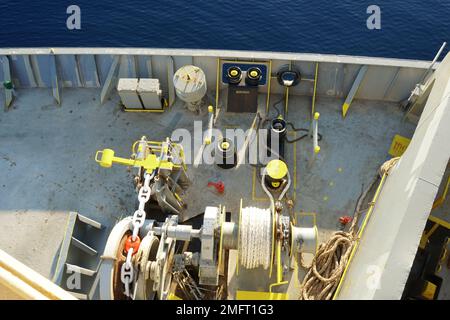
[132,209,146,240]
[123,171,155,297]
[131,172,154,240]
[121,248,134,297]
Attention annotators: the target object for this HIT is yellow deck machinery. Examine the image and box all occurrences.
[95,137,317,300]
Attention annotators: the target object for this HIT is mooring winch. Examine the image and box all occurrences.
[95,137,317,300]
[99,202,316,300]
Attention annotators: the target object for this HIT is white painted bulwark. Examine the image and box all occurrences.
[336,52,450,300]
[0,48,434,103]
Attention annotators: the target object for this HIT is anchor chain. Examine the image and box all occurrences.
[122,171,154,298]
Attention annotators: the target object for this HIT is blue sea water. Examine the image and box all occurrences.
[0,0,449,60]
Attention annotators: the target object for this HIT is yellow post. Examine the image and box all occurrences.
[266,60,272,114]
[276,240,283,283]
[268,240,288,297]
[269,207,276,278]
[236,198,243,276]
[313,112,321,154]
[311,62,319,118]
[204,105,214,145]
[215,57,220,110]
[284,61,292,116]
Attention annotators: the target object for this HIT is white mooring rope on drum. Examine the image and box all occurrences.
[239,207,272,270]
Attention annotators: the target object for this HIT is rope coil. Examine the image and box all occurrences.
[239,207,272,270]
[299,157,400,300]
[299,232,354,300]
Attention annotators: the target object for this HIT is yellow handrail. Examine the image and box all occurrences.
[332,173,387,299]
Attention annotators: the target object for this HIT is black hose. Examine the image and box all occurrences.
[271,97,284,118]
[284,122,323,143]
[270,97,323,143]
[284,132,309,143]
[248,96,323,166]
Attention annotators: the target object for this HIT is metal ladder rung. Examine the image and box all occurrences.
[75,213,102,229]
[71,237,98,256]
[65,263,97,277]
[68,291,88,300]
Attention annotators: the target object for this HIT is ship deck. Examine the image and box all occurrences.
[2,87,445,299]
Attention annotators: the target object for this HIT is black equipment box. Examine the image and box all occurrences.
[226,85,258,113]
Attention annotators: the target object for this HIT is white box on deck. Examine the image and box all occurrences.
[138,79,163,110]
[117,78,142,109]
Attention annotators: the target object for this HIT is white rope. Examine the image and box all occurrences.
[239,207,272,270]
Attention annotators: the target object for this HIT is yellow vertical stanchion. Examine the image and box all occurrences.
[266,60,272,114]
[236,198,243,276]
[307,112,321,169]
[285,86,289,116]
[268,240,288,298]
[293,131,297,201]
[312,112,321,155]
[311,62,319,118]
[218,206,225,271]
[215,57,220,112]
[269,202,276,278]
[284,61,292,116]
[276,241,283,283]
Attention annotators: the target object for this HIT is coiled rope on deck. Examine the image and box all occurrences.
[239,207,272,270]
[299,157,400,300]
